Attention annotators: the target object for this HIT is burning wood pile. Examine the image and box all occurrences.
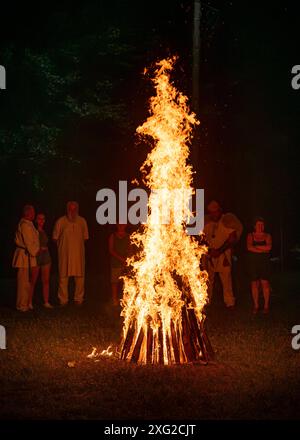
[120,57,214,365]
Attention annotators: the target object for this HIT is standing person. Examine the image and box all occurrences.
[30,213,53,309]
[247,217,272,314]
[109,223,130,307]
[53,201,89,306]
[12,205,40,312]
[204,200,243,308]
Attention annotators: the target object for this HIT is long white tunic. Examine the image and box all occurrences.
[12,219,39,268]
[53,215,89,277]
[204,213,243,272]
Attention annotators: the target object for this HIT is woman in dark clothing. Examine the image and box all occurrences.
[247,217,272,314]
[30,213,53,309]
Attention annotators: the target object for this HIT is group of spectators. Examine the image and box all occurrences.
[12,199,272,315]
[203,200,272,314]
[12,201,88,312]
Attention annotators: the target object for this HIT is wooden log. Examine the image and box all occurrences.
[120,320,136,361]
[158,325,164,364]
[165,330,172,365]
[187,309,202,360]
[120,287,214,364]
[181,306,197,362]
[146,324,154,364]
[188,308,208,361]
[170,320,180,363]
[131,326,145,363]
[200,320,214,360]
[189,309,214,361]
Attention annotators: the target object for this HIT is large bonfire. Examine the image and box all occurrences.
[120,57,213,365]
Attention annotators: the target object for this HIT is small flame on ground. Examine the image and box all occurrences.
[87,345,114,360]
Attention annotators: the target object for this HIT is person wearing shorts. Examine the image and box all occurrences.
[247,217,272,314]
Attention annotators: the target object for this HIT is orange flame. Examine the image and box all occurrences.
[120,57,210,365]
[87,345,114,360]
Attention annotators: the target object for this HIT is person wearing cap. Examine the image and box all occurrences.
[12,205,40,312]
[203,200,243,308]
[53,201,89,306]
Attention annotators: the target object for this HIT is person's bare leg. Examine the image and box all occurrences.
[261,279,270,312]
[41,263,52,307]
[251,280,259,312]
[111,283,119,306]
[29,266,40,309]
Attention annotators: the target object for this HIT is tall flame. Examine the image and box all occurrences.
[120,57,212,365]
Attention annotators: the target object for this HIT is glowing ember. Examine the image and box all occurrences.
[120,57,213,365]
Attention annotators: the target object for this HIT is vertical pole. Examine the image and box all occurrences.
[0,65,6,90]
[192,0,201,115]
[192,0,201,174]
[280,216,284,272]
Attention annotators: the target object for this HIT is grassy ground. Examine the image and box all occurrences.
[0,271,299,420]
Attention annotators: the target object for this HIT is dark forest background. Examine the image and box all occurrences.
[0,0,299,286]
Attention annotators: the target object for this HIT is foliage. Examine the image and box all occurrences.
[0,24,135,191]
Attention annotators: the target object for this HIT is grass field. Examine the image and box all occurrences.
[0,271,299,420]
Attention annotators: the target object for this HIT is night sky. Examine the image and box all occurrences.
[0,0,300,279]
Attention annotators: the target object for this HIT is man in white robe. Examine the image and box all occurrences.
[12,205,40,312]
[204,200,243,308]
[53,201,89,306]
